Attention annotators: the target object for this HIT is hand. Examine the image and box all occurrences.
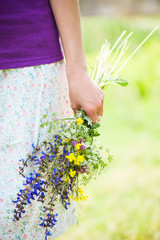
[66,65,105,124]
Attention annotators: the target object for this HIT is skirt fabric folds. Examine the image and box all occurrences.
[0,60,77,240]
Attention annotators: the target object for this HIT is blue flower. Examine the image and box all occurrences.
[66,160,69,167]
[39,218,45,226]
[27,198,32,204]
[63,148,66,154]
[52,215,58,223]
[65,203,68,210]
[40,206,48,212]
[12,197,20,203]
[49,155,55,161]
[32,143,35,149]
[53,168,57,173]
[45,231,52,240]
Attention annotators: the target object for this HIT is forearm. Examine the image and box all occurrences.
[49,0,87,73]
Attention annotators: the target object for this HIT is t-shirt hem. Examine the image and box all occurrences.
[0,53,64,70]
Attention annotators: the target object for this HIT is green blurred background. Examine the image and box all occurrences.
[58,15,160,240]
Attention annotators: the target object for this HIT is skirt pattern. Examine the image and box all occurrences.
[0,61,78,240]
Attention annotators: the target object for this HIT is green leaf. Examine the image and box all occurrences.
[92,123,100,129]
[52,112,56,118]
[113,77,128,87]
[42,114,47,119]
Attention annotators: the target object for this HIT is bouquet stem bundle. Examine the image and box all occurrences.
[13,26,158,240]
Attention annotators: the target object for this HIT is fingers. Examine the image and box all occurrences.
[84,105,100,125]
[96,88,105,119]
[90,93,104,124]
[70,102,81,116]
[70,88,105,124]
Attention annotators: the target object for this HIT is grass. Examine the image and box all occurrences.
[57,16,160,240]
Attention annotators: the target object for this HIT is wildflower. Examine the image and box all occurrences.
[76,118,83,125]
[81,195,88,202]
[65,138,70,143]
[69,169,76,178]
[75,143,81,150]
[64,176,70,182]
[66,153,75,162]
[77,155,84,162]
[70,193,78,202]
[72,139,78,147]
[80,144,85,150]
[49,155,55,161]
[78,187,84,195]
[78,187,88,202]
[74,159,80,165]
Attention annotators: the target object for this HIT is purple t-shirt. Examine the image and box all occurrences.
[0,0,64,70]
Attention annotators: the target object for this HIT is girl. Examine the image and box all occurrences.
[0,0,104,239]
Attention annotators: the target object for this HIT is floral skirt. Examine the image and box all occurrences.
[0,61,78,240]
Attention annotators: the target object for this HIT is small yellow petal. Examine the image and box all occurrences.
[77,155,84,162]
[76,118,84,125]
[75,144,81,150]
[66,153,75,162]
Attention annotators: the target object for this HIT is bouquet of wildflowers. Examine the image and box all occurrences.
[13,26,158,239]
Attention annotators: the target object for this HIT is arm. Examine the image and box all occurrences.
[49,0,104,123]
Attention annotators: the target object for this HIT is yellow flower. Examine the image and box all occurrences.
[74,159,80,165]
[78,187,88,201]
[70,187,88,202]
[77,155,84,162]
[69,169,76,178]
[64,176,70,182]
[78,187,84,195]
[65,138,70,143]
[66,153,75,162]
[81,195,88,202]
[70,194,78,202]
[76,118,84,125]
[75,143,81,150]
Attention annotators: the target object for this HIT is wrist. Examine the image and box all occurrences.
[66,61,89,81]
